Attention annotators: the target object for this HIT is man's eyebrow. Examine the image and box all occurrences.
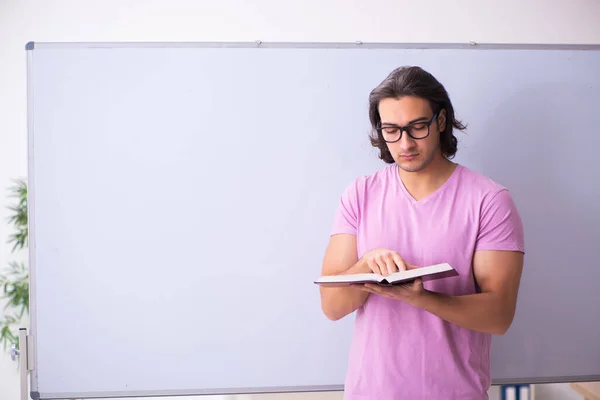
[381,116,429,126]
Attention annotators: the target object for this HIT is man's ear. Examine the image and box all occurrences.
[437,109,447,132]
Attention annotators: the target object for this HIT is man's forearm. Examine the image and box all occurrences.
[410,290,514,335]
[320,260,370,321]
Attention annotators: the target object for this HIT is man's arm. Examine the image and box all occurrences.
[361,249,524,335]
[413,250,523,335]
[319,233,371,321]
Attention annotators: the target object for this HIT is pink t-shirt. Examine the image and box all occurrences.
[331,163,525,400]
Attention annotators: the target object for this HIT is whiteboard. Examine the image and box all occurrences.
[26,42,600,399]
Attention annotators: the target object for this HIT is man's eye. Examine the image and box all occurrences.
[382,127,398,134]
[411,123,427,130]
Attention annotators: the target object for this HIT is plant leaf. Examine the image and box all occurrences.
[1,178,29,354]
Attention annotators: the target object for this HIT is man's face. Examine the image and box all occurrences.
[378,96,445,173]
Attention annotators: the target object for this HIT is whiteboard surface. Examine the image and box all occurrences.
[27,43,600,399]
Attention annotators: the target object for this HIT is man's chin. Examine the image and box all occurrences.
[399,165,424,173]
[397,159,426,173]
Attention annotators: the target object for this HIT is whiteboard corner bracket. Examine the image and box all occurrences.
[18,328,35,400]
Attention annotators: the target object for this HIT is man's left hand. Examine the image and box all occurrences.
[354,279,427,304]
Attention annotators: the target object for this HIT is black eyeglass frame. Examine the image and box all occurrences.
[377,112,439,143]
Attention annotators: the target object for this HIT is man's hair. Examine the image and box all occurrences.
[368,66,467,163]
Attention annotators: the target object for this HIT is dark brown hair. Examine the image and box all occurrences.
[368,66,466,163]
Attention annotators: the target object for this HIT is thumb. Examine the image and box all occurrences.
[413,278,423,289]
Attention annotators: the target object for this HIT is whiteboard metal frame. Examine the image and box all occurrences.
[24,40,600,50]
[24,40,600,400]
[26,45,40,399]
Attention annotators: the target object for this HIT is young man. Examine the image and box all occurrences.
[319,66,525,400]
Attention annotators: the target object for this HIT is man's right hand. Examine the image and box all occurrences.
[360,248,409,276]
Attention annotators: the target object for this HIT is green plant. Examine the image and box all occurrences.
[0,179,29,351]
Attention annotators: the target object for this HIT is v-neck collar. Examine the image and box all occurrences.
[395,163,462,206]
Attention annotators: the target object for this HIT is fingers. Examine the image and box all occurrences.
[367,257,382,275]
[360,284,395,299]
[360,284,382,295]
[375,254,392,275]
[376,253,399,275]
[367,251,406,275]
[356,279,424,302]
[382,254,398,275]
[392,253,407,271]
[379,252,404,275]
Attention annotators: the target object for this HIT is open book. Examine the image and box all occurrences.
[314,263,457,286]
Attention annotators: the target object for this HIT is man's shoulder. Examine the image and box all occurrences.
[456,165,522,230]
[457,164,509,197]
[345,164,395,192]
[335,165,394,211]
[457,166,525,253]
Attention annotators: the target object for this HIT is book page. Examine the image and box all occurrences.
[314,273,384,284]
[387,263,453,283]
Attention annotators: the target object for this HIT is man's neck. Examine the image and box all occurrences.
[398,155,457,202]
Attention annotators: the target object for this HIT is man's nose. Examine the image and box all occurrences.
[398,131,416,150]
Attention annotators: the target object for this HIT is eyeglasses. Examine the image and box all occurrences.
[377,112,439,143]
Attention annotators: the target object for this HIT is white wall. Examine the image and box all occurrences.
[1,0,598,399]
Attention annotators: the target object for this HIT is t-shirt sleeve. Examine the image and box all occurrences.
[475,189,525,253]
[330,180,360,236]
